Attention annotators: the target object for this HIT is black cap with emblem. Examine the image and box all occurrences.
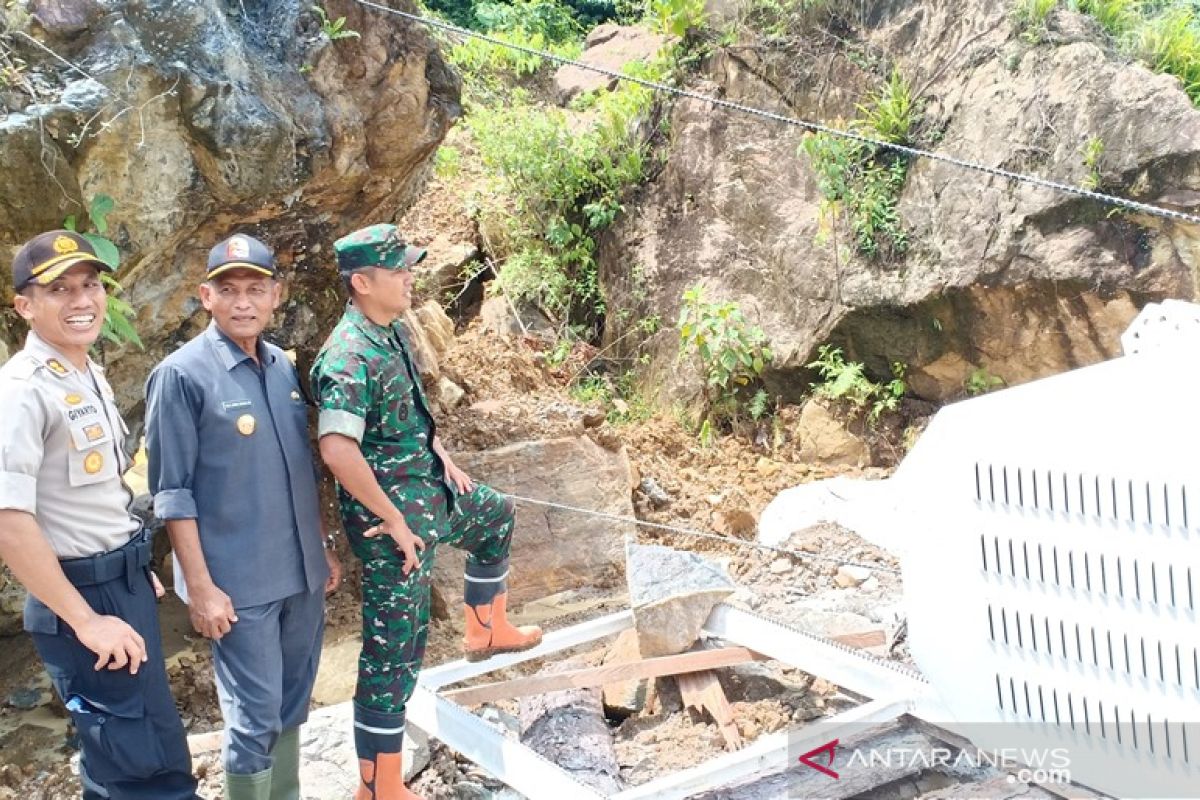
[11,230,113,291]
[206,234,277,280]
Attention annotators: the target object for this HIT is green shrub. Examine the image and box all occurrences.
[807,345,905,424]
[677,284,772,428]
[801,69,918,261]
[649,0,707,36]
[1081,135,1105,189]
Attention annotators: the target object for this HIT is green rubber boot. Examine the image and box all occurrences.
[226,766,273,800]
[269,727,302,800]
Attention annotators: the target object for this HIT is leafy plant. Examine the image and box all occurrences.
[1136,5,1200,103]
[569,371,652,424]
[856,69,916,144]
[64,195,142,349]
[1081,135,1105,189]
[312,4,361,41]
[802,69,919,261]
[1015,0,1059,41]
[807,345,905,424]
[965,367,1005,395]
[677,284,772,429]
[649,0,707,37]
[1073,0,1143,37]
[434,144,462,179]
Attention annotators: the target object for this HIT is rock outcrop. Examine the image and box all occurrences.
[0,0,460,423]
[598,0,1200,404]
[429,435,635,614]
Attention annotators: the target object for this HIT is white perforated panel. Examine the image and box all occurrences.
[895,317,1200,797]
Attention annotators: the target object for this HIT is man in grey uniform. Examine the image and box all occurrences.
[145,233,340,800]
[0,230,199,799]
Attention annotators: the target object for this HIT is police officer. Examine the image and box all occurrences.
[311,224,542,800]
[145,234,341,800]
[0,230,199,799]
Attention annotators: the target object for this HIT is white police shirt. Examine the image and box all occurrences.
[0,331,139,558]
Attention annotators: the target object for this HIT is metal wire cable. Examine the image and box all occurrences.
[353,0,1200,226]
[504,492,902,576]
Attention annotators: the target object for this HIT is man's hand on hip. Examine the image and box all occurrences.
[364,515,426,576]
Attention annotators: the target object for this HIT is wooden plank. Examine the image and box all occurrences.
[677,670,744,751]
[831,629,886,649]
[444,646,761,707]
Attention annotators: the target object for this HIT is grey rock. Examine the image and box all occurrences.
[637,476,671,509]
[627,543,736,657]
[597,0,1200,408]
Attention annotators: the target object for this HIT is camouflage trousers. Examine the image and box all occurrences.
[355,479,514,717]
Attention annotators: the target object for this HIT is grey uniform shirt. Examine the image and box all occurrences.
[0,331,139,558]
[145,322,328,609]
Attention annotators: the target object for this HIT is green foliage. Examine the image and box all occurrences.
[801,69,918,261]
[807,345,905,424]
[677,284,772,429]
[434,144,462,178]
[468,56,664,322]
[965,367,1006,396]
[856,69,916,144]
[1073,0,1144,36]
[423,0,627,29]
[569,371,652,424]
[474,0,582,39]
[1081,135,1105,189]
[1015,0,1059,40]
[1136,5,1200,102]
[63,195,142,350]
[311,4,360,40]
[649,0,707,36]
[1072,0,1200,105]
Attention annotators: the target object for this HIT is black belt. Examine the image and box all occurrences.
[59,527,153,592]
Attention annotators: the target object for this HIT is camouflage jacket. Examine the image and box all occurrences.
[310,304,446,541]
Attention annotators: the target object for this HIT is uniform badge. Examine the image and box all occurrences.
[236,414,257,436]
[53,235,78,254]
[46,358,69,376]
[290,390,301,401]
[82,423,105,442]
[226,236,251,260]
[83,451,104,474]
[64,393,83,405]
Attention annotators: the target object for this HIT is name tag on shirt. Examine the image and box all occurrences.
[62,404,112,450]
[222,399,252,412]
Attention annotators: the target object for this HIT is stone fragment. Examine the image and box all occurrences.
[835,565,872,588]
[768,557,792,574]
[627,543,736,657]
[600,629,648,717]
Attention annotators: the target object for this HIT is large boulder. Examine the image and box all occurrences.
[0,0,461,424]
[429,436,635,614]
[597,1,1199,403]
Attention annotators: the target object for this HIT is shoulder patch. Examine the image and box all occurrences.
[45,358,70,377]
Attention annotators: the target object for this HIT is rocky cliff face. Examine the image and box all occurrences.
[0,0,460,420]
[598,0,1200,402]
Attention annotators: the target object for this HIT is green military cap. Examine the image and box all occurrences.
[334,224,427,273]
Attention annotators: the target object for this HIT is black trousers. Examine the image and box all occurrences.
[25,533,199,800]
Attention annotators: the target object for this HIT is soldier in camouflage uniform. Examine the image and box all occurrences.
[311,224,542,800]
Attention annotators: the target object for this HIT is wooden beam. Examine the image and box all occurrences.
[444,646,762,707]
[831,629,886,649]
[677,669,743,751]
